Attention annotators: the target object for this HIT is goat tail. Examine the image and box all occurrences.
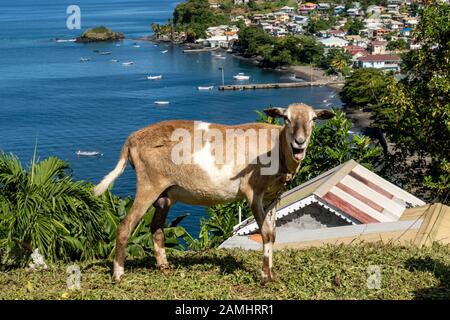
[93,142,129,196]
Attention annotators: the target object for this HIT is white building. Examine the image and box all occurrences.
[319,36,349,48]
[357,54,401,71]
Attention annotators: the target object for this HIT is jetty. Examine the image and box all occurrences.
[218,81,344,91]
[183,47,218,53]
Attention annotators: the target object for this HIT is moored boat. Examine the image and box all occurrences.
[147,75,162,80]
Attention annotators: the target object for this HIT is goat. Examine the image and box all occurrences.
[94,103,335,283]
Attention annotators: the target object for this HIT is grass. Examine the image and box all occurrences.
[1,243,449,300]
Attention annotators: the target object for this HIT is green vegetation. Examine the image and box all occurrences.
[1,243,448,299]
[371,3,450,204]
[172,0,231,39]
[76,26,124,42]
[340,68,391,108]
[343,18,364,35]
[386,39,410,51]
[318,48,352,77]
[237,26,324,67]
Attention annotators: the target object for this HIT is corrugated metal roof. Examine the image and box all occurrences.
[232,160,425,236]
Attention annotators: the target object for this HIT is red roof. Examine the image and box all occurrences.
[371,40,387,46]
[358,54,400,62]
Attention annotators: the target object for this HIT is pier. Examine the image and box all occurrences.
[218,81,344,91]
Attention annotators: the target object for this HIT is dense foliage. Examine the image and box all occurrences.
[172,0,230,39]
[237,26,324,67]
[340,68,391,107]
[371,3,450,203]
[318,48,352,76]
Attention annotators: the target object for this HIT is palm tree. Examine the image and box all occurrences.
[0,152,106,263]
[330,55,348,79]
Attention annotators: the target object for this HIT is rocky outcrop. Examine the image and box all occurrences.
[76,26,124,43]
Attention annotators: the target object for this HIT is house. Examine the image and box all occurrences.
[317,3,331,11]
[220,160,429,250]
[280,6,295,14]
[400,27,412,37]
[234,0,249,4]
[344,45,369,60]
[334,5,345,14]
[293,15,309,26]
[273,11,290,23]
[327,29,347,38]
[366,5,384,15]
[373,27,390,37]
[347,8,360,16]
[319,36,349,48]
[299,2,317,13]
[205,34,238,48]
[345,35,369,48]
[357,54,401,71]
[209,1,220,9]
[369,40,388,54]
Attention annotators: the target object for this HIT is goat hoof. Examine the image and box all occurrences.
[157,263,171,274]
[261,271,275,285]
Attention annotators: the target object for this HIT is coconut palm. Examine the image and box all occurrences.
[330,55,348,78]
[0,152,106,264]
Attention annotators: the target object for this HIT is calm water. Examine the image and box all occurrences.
[0,0,342,235]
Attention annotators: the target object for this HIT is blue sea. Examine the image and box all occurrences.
[0,0,342,236]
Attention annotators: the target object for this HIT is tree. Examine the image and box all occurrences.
[371,3,450,203]
[386,39,409,51]
[340,68,391,108]
[344,18,364,35]
[237,26,273,56]
[319,48,352,76]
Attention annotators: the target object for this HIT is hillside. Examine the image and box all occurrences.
[1,243,449,299]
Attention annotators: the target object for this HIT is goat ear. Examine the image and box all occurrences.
[264,107,287,119]
[314,109,335,120]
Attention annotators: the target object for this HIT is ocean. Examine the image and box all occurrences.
[0,0,342,236]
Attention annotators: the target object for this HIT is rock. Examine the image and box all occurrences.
[76,26,124,43]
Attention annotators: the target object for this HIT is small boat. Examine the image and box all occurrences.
[76,150,103,157]
[80,57,90,62]
[99,51,111,55]
[197,86,214,90]
[55,38,76,43]
[92,49,100,53]
[214,56,226,60]
[147,75,162,80]
[161,50,168,53]
[122,61,134,66]
[154,101,170,105]
[115,44,121,47]
[133,44,141,48]
[233,73,250,80]
[111,59,119,63]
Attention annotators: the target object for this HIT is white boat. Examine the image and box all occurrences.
[99,51,111,55]
[133,45,141,48]
[122,61,134,66]
[55,38,76,43]
[111,59,119,63]
[80,57,90,62]
[214,56,226,60]
[147,75,162,80]
[161,50,168,53]
[76,150,103,156]
[154,101,170,105]
[233,73,250,80]
[197,86,214,90]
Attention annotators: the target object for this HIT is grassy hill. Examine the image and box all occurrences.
[1,243,449,300]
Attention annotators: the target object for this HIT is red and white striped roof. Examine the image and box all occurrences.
[233,160,425,235]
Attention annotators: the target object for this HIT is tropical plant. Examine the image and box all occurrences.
[0,151,106,266]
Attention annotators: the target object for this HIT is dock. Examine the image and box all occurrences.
[218,81,344,91]
[183,47,218,53]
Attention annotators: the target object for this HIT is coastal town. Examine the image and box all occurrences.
[153,0,432,75]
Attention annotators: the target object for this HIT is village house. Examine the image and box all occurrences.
[357,54,401,71]
[334,5,345,14]
[345,35,369,48]
[279,5,295,14]
[369,40,388,54]
[233,0,249,4]
[299,2,317,14]
[317,3,331,11]
[319,36,349,48]
[344,45,369,62]
[347,8,360,16]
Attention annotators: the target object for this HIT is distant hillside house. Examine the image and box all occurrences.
[220,160,426,250]
[234,0,249,4]
[299,2,317,14]
[369,40,388,54]
[319,36,349,48]
[357,54,401,71]
[317,3,331,11]
[280,6,295,14]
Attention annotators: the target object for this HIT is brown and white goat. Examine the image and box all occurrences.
[94,103,335,283]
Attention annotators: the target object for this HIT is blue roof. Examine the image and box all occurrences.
[401,27,412,32]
